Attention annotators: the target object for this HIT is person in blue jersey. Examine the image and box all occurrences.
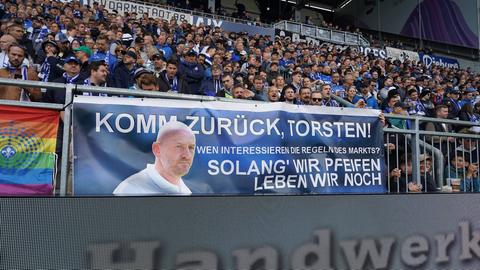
[89,35,115,69]
[113,121,195,195]
[352,81,379,109]
[155,32,173,61]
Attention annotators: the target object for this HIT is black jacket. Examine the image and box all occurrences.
[112,62,136,89]
[157,70,187,93]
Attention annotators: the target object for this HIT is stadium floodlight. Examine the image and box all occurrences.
[338,0,353,9]
[281,0,334,12]
[306,3,334,12]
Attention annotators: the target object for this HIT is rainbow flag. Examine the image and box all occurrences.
[0,105,59,195]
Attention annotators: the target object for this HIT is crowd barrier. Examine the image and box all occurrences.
[1,78,479,196]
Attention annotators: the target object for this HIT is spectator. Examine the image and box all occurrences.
[232,84,245,99]
[267,86,279,102]
[354,82,379,109]
[423,105,455,152]
[0,44,40,101]
[457,103,479,131]
[297,87,311,105]
[280,85,296,104]
[136,73,159,91]
[0,34,19,67]
[156,32,173,60]
[7,21,35,60]
[290,71,302,93]
[73,46,91,78]
[178,49,204,95]
[310,90,322,106]
[148,52,166,78]
[81,60,110,96]
[90,35,114,68]
[388,102,410,129]
[44,56,84,103]
[319,84,339,107]
[158,59,186,93]
[38,40,62,82]
[250,75,267,101]
[390,154,437,193]
[274,75,286,90]
[445,88,462,119]
[112,50,137,89]
[217,74,234,98]
[445,152,480,192]
[405,88,426,116]
[200,64,222,97]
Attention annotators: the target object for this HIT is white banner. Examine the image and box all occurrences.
[385,47,420,63]
[82,0,193,22]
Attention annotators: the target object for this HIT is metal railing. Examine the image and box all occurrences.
[274,20,370,46]
[2,78,480,195]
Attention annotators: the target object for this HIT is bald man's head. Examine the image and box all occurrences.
[0,35,16,51]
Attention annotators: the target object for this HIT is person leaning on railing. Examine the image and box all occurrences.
[0,43,41,101]
[445,151,480,192]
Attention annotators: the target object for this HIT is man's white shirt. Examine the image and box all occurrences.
[113,164,192,195]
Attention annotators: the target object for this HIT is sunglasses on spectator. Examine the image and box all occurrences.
[312,98,322,102]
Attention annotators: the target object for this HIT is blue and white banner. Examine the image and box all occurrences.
[72,96,386,195]
[192,15,274,37]
[418,53,460,69]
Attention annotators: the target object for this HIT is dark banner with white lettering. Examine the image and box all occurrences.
[72,96,386,195]
[192,15,274,37]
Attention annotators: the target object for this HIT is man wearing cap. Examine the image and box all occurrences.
[38,40,62,82]
[178,49,204,95]
[73,46,92,78]
[147,52,165,79]
[444,88,461,119]
[112,50,138,89]
[0,44,40,101]
[44,56,85,104]
[388,101,411,129]
[353,80,379,109]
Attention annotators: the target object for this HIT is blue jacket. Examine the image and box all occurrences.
[178,60,204,95]
[156,44,173,61]
[353,94,379,109]
[199,77,222,96]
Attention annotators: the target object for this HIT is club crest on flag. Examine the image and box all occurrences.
[0,122,42,170]
[1,145,16,159]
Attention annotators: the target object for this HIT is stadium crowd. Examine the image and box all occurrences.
[1,0,480,193]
